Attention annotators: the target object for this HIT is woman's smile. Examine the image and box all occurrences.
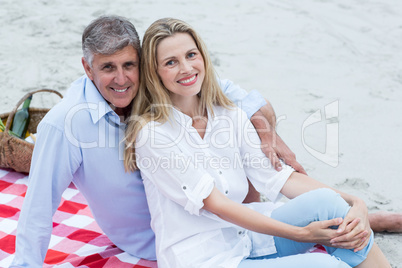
[177,74,198,86]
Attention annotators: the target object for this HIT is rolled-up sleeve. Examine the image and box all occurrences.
[136,123,215,216]
[219,79,267,118]
[182,173,215,215]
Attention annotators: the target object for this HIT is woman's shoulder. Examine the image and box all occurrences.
[135,117,182,150]
[213,105,248,122]
[137,116,178,138]
[138,119,165,134]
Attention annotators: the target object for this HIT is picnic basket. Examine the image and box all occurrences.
[0,89,63,173]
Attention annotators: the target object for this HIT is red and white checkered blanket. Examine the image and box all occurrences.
[0,168,157,268]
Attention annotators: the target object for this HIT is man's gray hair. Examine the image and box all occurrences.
[82,15,141,66]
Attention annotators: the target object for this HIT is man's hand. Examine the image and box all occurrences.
[250,109,307,175]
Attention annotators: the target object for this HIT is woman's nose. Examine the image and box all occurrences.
[180,60,193,74]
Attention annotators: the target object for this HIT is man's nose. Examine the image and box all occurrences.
[114,68,127,85]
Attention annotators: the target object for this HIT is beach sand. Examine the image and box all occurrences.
[1,0,401,266]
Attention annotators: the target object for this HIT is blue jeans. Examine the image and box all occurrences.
[239,188,374,268]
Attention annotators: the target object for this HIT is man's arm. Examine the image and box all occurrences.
[218,78,266,118]
[250,103,307,175]
[219,78,306,175]
[10,123,78,267]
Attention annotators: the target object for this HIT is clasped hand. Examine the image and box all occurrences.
[303,204,371,252]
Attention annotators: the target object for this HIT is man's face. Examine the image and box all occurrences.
[82,45,140,114]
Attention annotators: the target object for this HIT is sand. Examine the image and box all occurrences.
[1,0,401,266]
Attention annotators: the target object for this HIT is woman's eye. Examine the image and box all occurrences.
[166,60,175,66]
[188,52,196,58]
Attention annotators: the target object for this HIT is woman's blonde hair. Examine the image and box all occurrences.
[124,17,233,171]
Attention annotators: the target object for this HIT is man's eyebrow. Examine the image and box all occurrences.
[125,60,139,65]
[98,60,138,68]
[99,61,114,67]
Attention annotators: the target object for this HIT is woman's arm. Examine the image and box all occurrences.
[281,172,370,251]
[203,187,344,247]
[236,107,369,251]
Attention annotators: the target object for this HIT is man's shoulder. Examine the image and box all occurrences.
[40,76,91,129]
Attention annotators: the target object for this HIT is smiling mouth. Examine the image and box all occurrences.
[111,87,129,93]
[178,74,197,85]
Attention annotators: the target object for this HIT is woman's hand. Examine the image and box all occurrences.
[301,217,366,250]
[280,173,371,252]
[300,218,344,247]
[330,199,371,252]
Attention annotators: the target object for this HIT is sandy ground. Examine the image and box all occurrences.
[1,0,401,266]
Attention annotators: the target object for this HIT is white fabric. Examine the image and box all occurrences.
[136,105,294,268]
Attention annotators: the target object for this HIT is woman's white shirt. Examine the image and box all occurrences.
[135,105,294,268]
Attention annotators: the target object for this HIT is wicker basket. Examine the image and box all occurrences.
[0,89,63,173]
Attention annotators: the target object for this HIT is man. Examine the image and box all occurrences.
[10,15,400,267]
[9,15,302,267]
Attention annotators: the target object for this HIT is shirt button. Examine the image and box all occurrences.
[225,190,229,194]
[182,186,187,190]
[218,170,222,175]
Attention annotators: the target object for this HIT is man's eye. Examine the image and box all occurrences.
[103,65,113,70]
[125,62,136,68]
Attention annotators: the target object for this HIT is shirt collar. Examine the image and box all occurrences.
[171,105,216,132]
[83,75,121,125]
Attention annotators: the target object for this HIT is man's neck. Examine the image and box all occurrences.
[110,104,131,121]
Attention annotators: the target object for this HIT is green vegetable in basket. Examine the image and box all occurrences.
[0,118,5,132]
[0,118,18,136]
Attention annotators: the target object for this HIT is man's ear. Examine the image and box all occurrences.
[82,57,94,80]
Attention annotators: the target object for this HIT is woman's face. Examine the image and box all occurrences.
[156,33,205,102]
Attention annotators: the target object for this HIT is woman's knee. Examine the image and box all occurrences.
[271,188,350,226]
[291,188,350,222]
[309,189,349,215]
[307,188,339,201]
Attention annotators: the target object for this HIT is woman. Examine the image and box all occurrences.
[124,18,390,268]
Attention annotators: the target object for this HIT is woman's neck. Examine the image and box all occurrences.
[172,95,207,138]
[171,95,203,119]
